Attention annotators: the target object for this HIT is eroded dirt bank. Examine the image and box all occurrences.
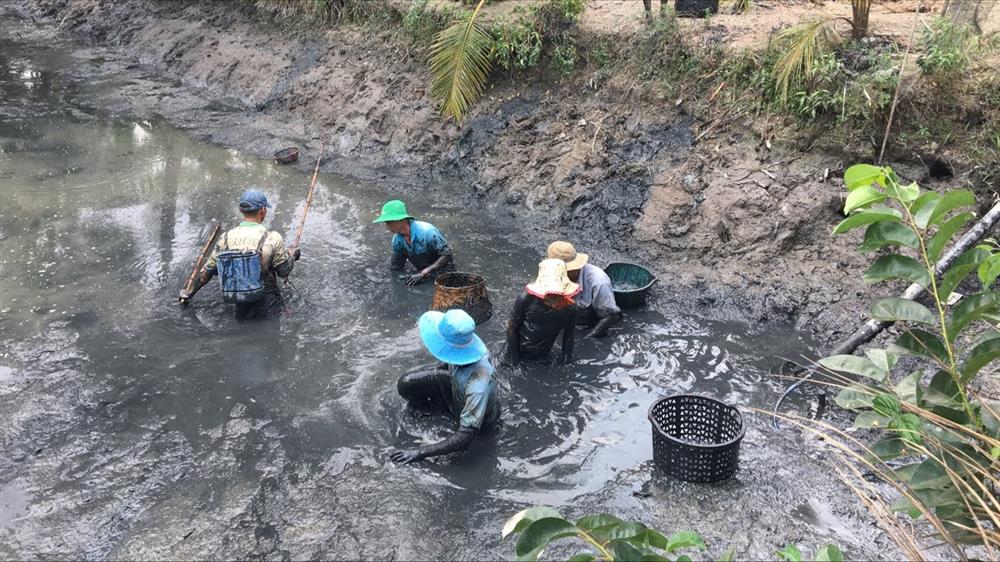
[15,0,973,342]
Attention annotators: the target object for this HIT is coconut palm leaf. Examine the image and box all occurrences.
[772,17,840,102]
[429,0,492,122]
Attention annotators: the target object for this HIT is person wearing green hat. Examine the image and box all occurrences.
[373,200,454,286]
[390,309,500,464]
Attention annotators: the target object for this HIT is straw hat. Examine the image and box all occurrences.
[526,259,581,299]
[418,309,488,365]
[547,241,588,271]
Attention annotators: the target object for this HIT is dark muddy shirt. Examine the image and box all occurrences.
[508,292,575,360]
[390,220,455,273]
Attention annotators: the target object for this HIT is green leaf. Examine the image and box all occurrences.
[844,185,886,214]
[947,292,1000,343]
[928,189,975,226]
[717,547,736,562]
[515,518,577,561]
[960,336,1000,383]
[924,370,961,408]
[815,544,844,562]
[911,192,941,229]
[567,555,596,562]
[909,459,950,490]
[872,394,902,417]
[576,513,622,533]
[844,164,886,191]
[978,254,1000,288]
[818,354,886,381]
[870,298,936,324]
[981,399,1000,437]
[854,411,892,428]
[609,539,645,562]
[675,556,692,562]
[890,495,923,519]
[503,507,563,539]
[664,531,706,553]
[608,522,648,541]
[641,555,671,562]
[890,412,922,445]
[864,255,931,287]
[835,386,875,409]
[868,437,906,461]
[832,207,901,235]
[892,181,920,203]
[927,212,974,263]
[865,349,898,372]
[858,221,920,252]
[894,371,923,405]
[939,247,993,299]
[776,544,802,561]
[893,329,950,364]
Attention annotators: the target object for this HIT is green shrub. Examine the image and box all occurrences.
[491,10,543,71]
[553,38,577,77]
[917,17,973,82]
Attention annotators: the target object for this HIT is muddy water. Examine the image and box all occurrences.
[0,18,889,561]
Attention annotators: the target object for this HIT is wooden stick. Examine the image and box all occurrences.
[183,222,221,294]
[290,142,326,250]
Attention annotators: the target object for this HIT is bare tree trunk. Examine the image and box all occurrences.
[851,0,872,40]
[943,0,984,33]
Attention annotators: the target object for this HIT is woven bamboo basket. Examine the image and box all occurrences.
[430,272,493,325]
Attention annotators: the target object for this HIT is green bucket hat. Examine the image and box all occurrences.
[372,200,413,224]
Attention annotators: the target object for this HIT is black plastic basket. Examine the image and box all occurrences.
[648,394,745,483]
[675,0,719,17]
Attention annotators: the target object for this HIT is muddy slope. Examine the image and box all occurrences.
[18,0,970,343]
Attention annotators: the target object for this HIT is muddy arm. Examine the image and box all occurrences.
[179,268,215,304]
[390,427,476,464]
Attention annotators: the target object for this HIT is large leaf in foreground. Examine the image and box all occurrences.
[429,1,492,122]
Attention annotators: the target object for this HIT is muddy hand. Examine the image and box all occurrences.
[390,449,423,465]
[292,248,301,261]
[404,272,427,286]
[178,289,192,306]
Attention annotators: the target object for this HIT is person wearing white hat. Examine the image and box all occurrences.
[504,259,580,365]
[547,240,621,338]
[390,309,500,465]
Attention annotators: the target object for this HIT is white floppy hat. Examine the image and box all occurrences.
[526,259,581,299]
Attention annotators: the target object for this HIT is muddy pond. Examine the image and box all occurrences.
[0,15,893,560]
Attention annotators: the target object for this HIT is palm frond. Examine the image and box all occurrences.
[429,0,492,123]
[772,17,840,102]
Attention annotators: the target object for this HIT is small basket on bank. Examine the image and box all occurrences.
[273,147,299,165]
[430,272,493,326]
[648,394,745,483]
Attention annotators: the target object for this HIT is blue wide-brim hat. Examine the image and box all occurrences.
[418,310,488,365]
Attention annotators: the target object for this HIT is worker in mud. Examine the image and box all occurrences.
[390,309,500,465]
[504,258,579,365]
[373,199,455,286]
[547,241,622,338]
[178,189,299,319]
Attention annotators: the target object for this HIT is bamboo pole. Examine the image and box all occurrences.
[290,142,326,251]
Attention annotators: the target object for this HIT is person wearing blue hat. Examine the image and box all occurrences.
[178,189,300,319]
[373,199,455,286]
[390,309,501,464]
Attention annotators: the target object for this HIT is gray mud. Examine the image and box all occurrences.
[0,6,899,561]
